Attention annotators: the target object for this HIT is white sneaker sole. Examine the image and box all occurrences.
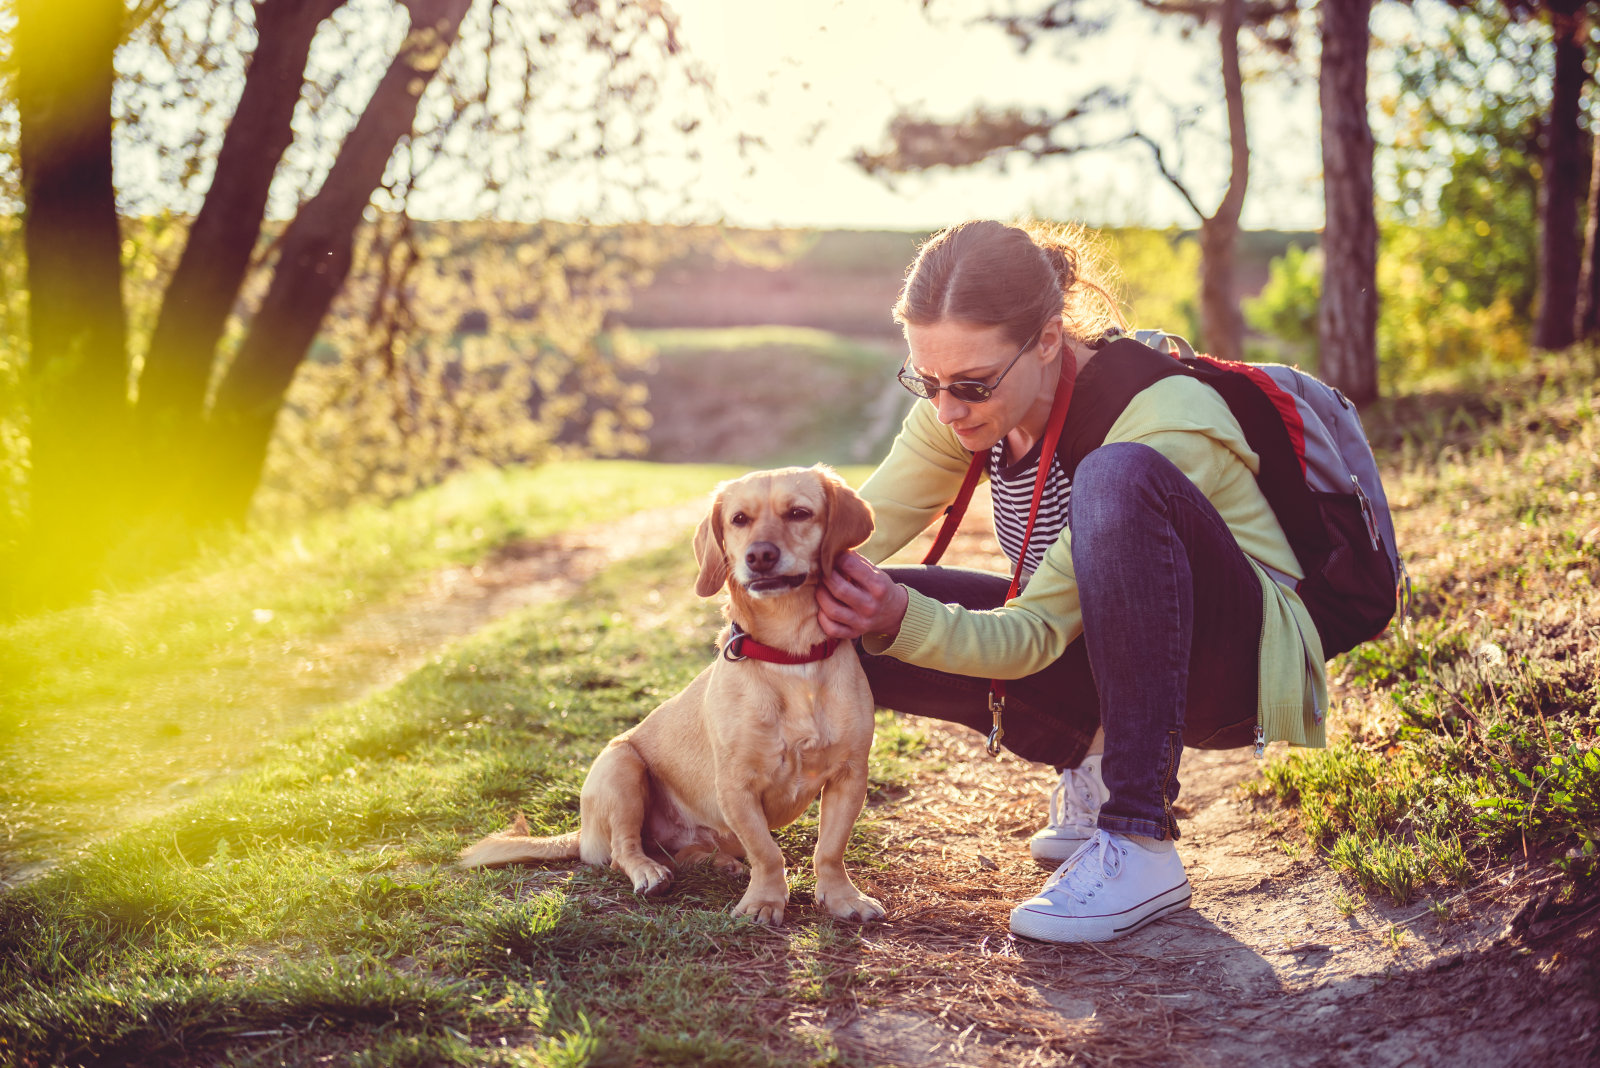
[1009,881,1193,943]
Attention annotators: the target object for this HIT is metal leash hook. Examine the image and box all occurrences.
[986,689,1005,757]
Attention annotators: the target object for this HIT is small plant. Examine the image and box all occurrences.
[1333,887,1364,917]
[1426,899,1453,924]
[1386,924,1408,953]
[1278,839,1303,860]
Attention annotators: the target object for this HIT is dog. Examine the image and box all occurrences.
[460,465,884,926]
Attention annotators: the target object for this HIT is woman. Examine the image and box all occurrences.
[815,219,1328,945]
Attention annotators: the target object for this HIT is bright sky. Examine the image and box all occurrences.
[660,0,1325,232]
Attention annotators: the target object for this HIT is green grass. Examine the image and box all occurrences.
[0,460,745,868]
[0,523,914,1066]
[1256,345,1600,903]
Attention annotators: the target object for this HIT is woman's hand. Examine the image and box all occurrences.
[817,551,909,641]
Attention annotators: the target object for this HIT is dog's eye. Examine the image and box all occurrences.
[729,512,750,527]
[786,508,813,521]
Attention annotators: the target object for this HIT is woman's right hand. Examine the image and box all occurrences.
[817,550,909,641]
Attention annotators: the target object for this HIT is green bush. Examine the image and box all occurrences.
[1244,243,1321,370]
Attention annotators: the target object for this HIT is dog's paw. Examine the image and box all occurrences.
[708,852,748,877]
[817,885,886,923]
[629,860,674,897]
[732,889,787,926]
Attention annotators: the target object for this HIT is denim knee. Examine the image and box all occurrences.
[1069,442,1182,549]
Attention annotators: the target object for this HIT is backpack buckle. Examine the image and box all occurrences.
[1352,476,1381,550]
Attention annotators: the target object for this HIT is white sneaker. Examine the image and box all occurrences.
[1009,829,1192,943]
[1028,755,1110,866]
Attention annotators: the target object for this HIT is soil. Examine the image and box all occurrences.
[822,494,1600,1067]
[341,484,1599,1066]
[342,485,1598,1066]
[14,478,1596,1063]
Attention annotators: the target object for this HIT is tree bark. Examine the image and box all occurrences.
[1317,0,1379,405]
[201,0,473,525]
[14,0,129,599]
[1532,0,1587,351]
[1578,123,1600,341]
[136,0,344,478]
[1199,0,1249,363]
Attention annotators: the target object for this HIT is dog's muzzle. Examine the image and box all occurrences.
[743,573,809,595]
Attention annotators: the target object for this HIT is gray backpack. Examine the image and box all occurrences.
[1055,328,1407,658]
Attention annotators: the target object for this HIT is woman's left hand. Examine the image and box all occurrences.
[817,551,909,641]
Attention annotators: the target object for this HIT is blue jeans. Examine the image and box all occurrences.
[862,442,1263,840]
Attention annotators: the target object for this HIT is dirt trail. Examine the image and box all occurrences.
[0,500,711,887]
[827,496,1600,1067]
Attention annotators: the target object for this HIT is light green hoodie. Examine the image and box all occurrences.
[857,374,1328,749]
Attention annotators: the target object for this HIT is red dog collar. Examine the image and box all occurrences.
[722,623,840,665]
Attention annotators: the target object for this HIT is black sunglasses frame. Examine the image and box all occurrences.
[897,328,1043,404]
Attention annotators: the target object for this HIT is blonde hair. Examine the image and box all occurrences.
[892,219,1126,346]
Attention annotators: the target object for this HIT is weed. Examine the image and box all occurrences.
[1333,888,1364,918]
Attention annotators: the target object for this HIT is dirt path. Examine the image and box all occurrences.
[826,496,1600,1067]
[0,499,712,886]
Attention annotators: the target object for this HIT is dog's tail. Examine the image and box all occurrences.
[458,813,583,869]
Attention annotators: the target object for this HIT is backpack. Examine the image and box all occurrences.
[1055,329,1405,658]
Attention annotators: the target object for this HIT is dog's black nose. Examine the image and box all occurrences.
[745,541,780,573]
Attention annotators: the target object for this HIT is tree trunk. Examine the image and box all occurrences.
[200,0,473,526]
[14,0,129,601]
[1578,125,1600,341]
[136,0,344,492]
[1532,0,1587,351]
[1317,0,1379,405]
[1198,0,1249,364]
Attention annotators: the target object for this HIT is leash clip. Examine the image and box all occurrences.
[721,623,748,662]
[986,690,1005,757]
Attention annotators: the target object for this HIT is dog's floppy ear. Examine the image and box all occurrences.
[693,492,729,597]
[816,465,874,574]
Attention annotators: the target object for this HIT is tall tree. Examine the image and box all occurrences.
[1442,0,1595,349]
[7,0,697,607]
[1530,0,1589,349]
[1318,0,1379,405]
[855,0,1298,363]
[1579,127,1600,339]
[14,0,130,596]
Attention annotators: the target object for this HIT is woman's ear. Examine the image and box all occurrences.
[816,465,874,574]
[693,495,729,597]
[1039,316,1065,364]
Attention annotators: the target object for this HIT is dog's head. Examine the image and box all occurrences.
[692,465,874,599]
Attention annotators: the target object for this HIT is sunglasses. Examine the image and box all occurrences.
[897,329,1042,404]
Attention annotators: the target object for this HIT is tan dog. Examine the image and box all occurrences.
[460,465,884,926]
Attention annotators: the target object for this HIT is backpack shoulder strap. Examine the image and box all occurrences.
[1056,337,1188,477]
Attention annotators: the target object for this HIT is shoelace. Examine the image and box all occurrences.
[1046,764,1100,832]
[1041,831,1125,904]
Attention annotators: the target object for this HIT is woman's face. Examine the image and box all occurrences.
[903,318,1061,453]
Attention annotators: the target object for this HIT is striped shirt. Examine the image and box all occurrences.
[987,438,1071,577]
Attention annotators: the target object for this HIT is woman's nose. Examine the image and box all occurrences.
[932,390,969,424]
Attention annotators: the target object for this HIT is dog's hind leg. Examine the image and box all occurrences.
[581,739,674,896]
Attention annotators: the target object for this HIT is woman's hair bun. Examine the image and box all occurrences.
[1039,242,1078,293]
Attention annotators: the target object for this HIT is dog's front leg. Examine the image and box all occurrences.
[716,779,789,926]
[813,761,885,922]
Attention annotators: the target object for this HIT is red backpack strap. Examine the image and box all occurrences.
[921,449,987,565]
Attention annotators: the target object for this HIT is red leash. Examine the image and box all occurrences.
[922,350,1079,755]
